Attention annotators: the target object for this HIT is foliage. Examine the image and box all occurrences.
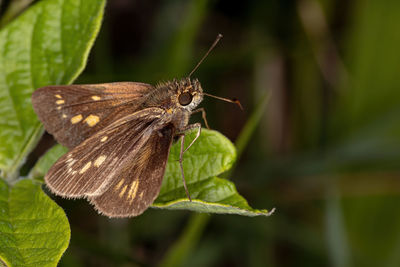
[0,0,105,265]
[0,0,273,266]
[0,179,70,267]
[1,0,400,266]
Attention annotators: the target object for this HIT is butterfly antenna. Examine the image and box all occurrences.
[203,92,243,110]
[189,33,223,77]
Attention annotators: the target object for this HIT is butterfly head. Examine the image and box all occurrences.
[173,78,203,111]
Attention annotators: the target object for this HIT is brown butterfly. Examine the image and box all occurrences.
[32,34,241,218]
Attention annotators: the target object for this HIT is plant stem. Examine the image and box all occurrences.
[226,91,270,177]
[159,214,209,267]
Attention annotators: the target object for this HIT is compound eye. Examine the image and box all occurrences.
[178,92,192,106]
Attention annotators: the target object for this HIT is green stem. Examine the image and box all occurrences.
[6,124,44,183]
[160,92,270,266]
[159,214,209,267]
[226,91,270,177]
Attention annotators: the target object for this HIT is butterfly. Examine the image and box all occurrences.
[31,34,240,218]
[32,78,205,217]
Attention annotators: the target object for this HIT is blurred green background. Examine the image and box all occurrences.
[4,0,400,266]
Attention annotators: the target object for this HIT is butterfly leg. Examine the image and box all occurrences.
[192,108,210,129]
[180,123,201,154]
[177,123,201,201]
[179,135,192,201]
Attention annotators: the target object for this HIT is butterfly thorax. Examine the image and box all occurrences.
[143,78,203,130]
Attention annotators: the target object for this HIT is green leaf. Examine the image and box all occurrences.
[0,178,70,267]
[0,0,106,178]
[154,176,272,216]
[162,129,237,195]
[155,129,272,216]
[30,145,67,181]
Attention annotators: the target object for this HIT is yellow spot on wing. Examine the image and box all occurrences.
[94,155,106,167]
[57,106,62,110]
[55,94,62,99]
[71,114,83,124]
[101,136,108,142]
[119,185,128,197]
[67,159,76,167]
[79,161,92,174]
[166,108,173,114]
[91,95,101,101]
[115,179,125,191]
[128,180,139,202]
[62,114,67,118]
[56,100,65,104]
[139,191,144,199]
[84,115,100,127]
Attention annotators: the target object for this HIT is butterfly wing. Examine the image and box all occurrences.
[89,125,174,217]
[44,107,171,199]
[32,82,154,148]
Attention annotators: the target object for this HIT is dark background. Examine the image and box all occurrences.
[5,0,400,266]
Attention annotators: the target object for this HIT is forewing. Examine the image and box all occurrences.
[89,126,175,218]
[44,108,166,198]
[32,82,154,148]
